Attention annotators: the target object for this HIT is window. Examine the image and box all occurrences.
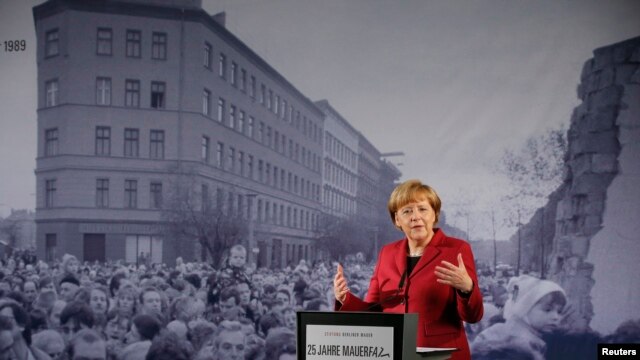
[126,30,141,58]
[203,89,211,116]
[260,84,266,104]
[204,42,212,68]
[96,77,111,105]
[45,79,58,107]
[231,62,237,86]
[45,128,58,156]
[96,178,109,208]
[150,182,162,209]
[248,155,254,180]
[124,180,138,208]
[150,81,165,109]
[45,234,57,262]
[229,105,236,129]
[258,121,264,143]
[45,179,56,208]
[125,79,140,107]
[219,53,226,79]
[150,130,165,159]
[250,76,256,99]
[202,136,210,162]
[217,98,225,123]
[240,69,247,92]
[216,142,224,168]
[267,89,273,110]
[239,151,245,176]
[152,32,167,60]
[124,128,139,157]
[238,111,245,134]
[45,29,59,58]
[248,117,254,138]
[275,95,280,115]
[228,147,235,171]
[95,126,111,156]
[96,28,112,55]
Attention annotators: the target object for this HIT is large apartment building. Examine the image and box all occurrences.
[33,0,400,267]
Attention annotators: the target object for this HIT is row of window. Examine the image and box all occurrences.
[45,27,167,60]
[44,127,165,159]
[203,42,322,146]
[324,160,358,194]
[325,132,358,168]
[201,136,320,202]
[324,187,357,215]
[205,96,321,172]
[45,78,165,109]
[43,179,161,209]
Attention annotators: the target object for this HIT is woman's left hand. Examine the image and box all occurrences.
[435,253,473,293]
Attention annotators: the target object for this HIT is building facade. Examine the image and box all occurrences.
[33,0,400,267]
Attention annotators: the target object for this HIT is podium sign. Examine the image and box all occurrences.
[297,311,418,360]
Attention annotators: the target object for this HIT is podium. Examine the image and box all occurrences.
[296,311,456,360]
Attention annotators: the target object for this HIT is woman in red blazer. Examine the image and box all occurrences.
[334,179,483,360]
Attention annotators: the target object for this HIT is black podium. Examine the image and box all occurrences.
[297,311,456,360]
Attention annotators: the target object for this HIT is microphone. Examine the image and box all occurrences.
[366,267,407,311]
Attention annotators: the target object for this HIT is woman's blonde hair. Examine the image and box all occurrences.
[387,179,441,226]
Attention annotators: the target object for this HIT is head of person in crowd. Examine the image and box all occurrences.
[32,329,65,359]
[304,298,330,311]
[108,272,127,298]
[604,318,640,343]
[265,327,297,360]
[228,245,247,269]
[28,308,49,334]
[213,320,247,360]
[125,314,162,344]
[9,275,25,293]
[0,301,33,347]
[0,279,11,295]
[145,331,193,360]
[472,341,536,360]
[60,301,95,343]
[188,320,217,354]
[139,287,163,315]
[236,282,252,307]
[105,309,130,342]
[218,286,241,316]
[22,281,38,305]
[166,320,188,341]
[258,310,283,337]
[183,273,201,291]
[503,275,566,334]
[65,328,107,360]
[61,254,80,276]
[48,299,67,330]
[115,283,138,316]
[281,307,297,330]
[275,289,291,308]
[170,296,196,323]
[89,286,109,316]
[59,275,80,302]
[38,276,56,295]
[262,284,277,300]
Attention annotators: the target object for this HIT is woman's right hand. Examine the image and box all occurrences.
[333,263,349,303]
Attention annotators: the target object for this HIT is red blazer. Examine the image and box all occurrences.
[337,229,483,360]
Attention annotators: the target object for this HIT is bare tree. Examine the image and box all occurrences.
[316,214,369,261]
[0,216,20,256]
[161,167,247,266]
[498,126,567,278]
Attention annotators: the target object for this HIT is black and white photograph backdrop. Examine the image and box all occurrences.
[0,0,639,359]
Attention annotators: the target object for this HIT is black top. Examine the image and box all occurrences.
[407,255,421,277]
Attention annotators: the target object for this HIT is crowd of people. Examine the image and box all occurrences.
[0,246,637,360]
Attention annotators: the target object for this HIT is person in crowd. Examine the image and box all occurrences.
[264,327,296,360]
[89,286,109,318]
[138,287,164,316]
[32,330,65,360]
[121,314,161,360]
[145,331,193,360]
[104,309,130,360]
[22,281,38,311]
[28,308,49,334]
[472,275,567,360]
[333,179,483,360]
[48,300,66,330]
[212,320,247,360]
[58,277,80,303]
[65,329,107,360]
[59,301,95,344]
[114,284,138,317]
[0,302,51,360]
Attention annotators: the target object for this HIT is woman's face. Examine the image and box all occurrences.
[66,259,79,274]
[284,310,296,329]
[118,295,135,312]
[394,199,436,243]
